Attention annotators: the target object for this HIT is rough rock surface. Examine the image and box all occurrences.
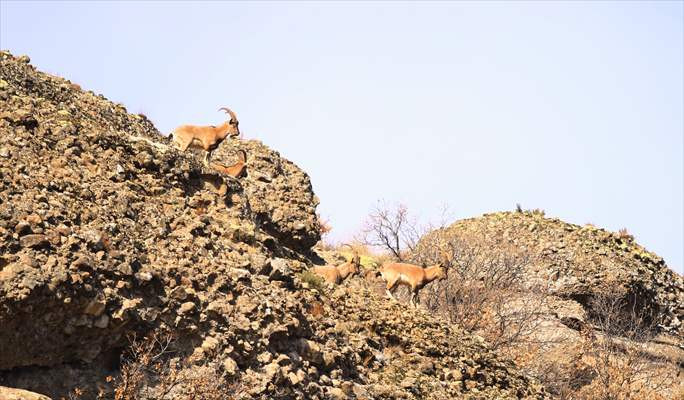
[0,386,51,400]
[416,211,684,335]
[213,140,321,252]
[0,51,544,399]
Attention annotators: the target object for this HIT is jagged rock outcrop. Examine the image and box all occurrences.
[213,141,321,252]
[0,51,545,399]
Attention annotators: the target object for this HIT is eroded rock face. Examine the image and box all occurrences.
[0,51,545,400]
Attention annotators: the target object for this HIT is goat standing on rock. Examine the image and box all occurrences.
[380,254,448,308]
[170,107,240,166]
[313,246,362,285]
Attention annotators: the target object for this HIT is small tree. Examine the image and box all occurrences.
[359,202,421,261]
[359,201,452,261]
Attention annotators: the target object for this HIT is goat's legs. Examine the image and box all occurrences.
[409,290,418,308]
[174,137,192,152]
[385,280,399,301]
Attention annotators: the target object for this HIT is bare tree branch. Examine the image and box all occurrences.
[359,202,425,261]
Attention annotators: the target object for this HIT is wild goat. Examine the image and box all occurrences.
[170,107,240,165]
[212,149,247,178]
[380,254,448,308]
[313,246,361,285]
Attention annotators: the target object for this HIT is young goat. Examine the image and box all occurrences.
[380,255,448,308]
[171,107,240,166]
[313,247,361,285]
[212,149,247,178]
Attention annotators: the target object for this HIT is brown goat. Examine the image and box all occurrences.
[380,257,448,308]
[313,247,361,285]
[212,150,247,178]
[171,107,240,165]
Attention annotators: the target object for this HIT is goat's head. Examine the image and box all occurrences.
[342,243,362,274]
[435,265,447,279]
[434,249,451,278]
[351,252,361,273]
[218,107,240,137]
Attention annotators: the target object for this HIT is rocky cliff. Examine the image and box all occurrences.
[0,52,545,399]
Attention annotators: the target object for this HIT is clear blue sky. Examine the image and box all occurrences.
[2,1,682,274]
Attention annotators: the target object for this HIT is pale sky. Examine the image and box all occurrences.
[1,1,682,274]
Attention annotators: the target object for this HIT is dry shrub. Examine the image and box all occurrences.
[307,301,325,319]
[317,213,332,237]
[62,387,86,400]
[299,270,327,292]
[415,232,552,351]
[359,201,452,262]
[568,294,680,400]
[413,230,682,399]
[113,330,239,400]
[361,203,550,351]
[617,228,634,241]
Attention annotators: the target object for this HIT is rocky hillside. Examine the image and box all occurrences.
[0,51,545,399]
[416,210,683,335]
[212,140,321,251]
[406,211,683,398]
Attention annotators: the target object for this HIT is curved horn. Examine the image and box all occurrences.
[218,107,238,122]
[237,149,247,163]
[439,248,451,265]
[341,243,360,262]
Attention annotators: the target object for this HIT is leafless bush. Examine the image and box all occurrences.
[359,202,420,261]
[359,201,451,261]
[113,330,238,400]
[617,228,634,241]
[317,213,332,237]
[571,294,678,400]
[361,203,551,351]
[415,232,554,351]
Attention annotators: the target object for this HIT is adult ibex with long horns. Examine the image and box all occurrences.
[171,107,240,165]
